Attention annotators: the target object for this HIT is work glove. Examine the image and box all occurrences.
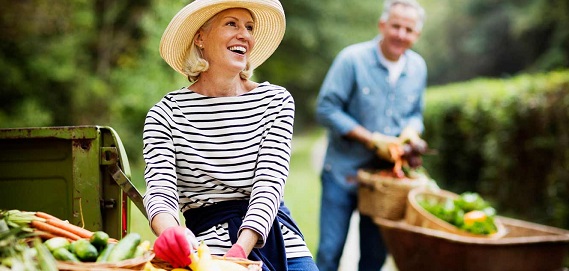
[367,132,402,162]
[153,226,198,268]
[399,127,427,153]
[224,243,247,258]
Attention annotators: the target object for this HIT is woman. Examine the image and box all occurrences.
[142,0,318,270]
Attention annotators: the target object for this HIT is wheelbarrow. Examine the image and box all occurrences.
[374,215,569,271]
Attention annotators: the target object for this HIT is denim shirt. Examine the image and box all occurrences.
[316,36,427,191]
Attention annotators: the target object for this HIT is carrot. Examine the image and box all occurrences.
[34,230,59,240]
[45,219,94,239]
[35,212,62,222]
[388,144,405,178]
[30,220,82,241]
[35,211,95,238]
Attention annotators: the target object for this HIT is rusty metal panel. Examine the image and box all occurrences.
[0,126,131,239]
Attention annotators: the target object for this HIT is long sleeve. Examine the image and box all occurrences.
[141,83,297,248]
[243,90,294,246]
[142,99,182,227]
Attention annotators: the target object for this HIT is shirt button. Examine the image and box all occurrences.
[324,164,332,171]
[386,109,393,116]
[362,87,370,94]
[384,127,391,133]
[389,94,395,101]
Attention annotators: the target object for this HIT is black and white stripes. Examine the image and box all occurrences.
[142,82,311,258]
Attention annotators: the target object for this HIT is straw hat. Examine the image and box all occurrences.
[160,0,286,75]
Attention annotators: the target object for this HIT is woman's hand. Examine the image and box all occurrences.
[153,225,198,268]
[225,243,246,258]
[224,228,259,259]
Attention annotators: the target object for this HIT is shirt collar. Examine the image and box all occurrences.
[373,35,410,75]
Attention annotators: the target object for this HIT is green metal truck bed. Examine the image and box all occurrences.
[0,126,144,239]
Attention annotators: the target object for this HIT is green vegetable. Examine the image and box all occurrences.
[106,233,141,262]
[96,243,116,262]
[0,214,39,270]
[69,239,89,254]
[72,239,99,262]
[419,192,499,235]
[52,247,80,262]
[133,245,144,258]
[90,231,109,252]
[44,237,70,252]
[34,238,59,271]
[454,192,489,212]
[68,239,81,254]
[420,198,459,224]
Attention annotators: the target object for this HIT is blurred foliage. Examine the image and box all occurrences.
[423,70,569,229]
[1,0,568,157]
[415,0,569,85]
[1,0,568,228]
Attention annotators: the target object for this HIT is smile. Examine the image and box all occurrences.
[228,46,247,55]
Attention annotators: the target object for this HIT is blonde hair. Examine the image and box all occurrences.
[183,10,255,83]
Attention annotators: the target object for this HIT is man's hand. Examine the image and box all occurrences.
[367,132,401,161]
[399,127,427,153]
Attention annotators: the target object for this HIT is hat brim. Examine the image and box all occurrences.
[160,0,286,75]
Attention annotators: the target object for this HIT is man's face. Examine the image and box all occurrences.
[378,4,421,61]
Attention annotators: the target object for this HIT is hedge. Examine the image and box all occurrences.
[423,70,569,229]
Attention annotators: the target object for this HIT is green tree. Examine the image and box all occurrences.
[417,0,569,85]
[0,0,151,127]
[2,0,568,161]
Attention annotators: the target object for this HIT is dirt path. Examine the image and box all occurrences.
[338,212,397,271]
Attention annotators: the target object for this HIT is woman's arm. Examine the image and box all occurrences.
[234,228,260,255]
[240,87,294,247]
[151,213,180,236]
[143,102,181,233]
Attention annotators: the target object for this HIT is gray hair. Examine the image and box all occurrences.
[379,0,426,32]
[183,11,254,83]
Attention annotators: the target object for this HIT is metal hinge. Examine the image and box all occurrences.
[101,147,148,218]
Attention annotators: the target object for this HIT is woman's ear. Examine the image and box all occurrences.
[194,32,203,48]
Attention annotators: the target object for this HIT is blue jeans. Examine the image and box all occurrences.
[288,256,319,271]
[316,171,387,271]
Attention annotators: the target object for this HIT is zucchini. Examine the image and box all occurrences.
[96,243,116,263]
[68,239,87,254]
[133,240,151,258]
[90,231,109,252]
[73,239,99,262]
[43,237,70,252]
[52,247,80,262]
[106,233,141,262]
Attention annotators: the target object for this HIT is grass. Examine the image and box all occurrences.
[128,128,326,254]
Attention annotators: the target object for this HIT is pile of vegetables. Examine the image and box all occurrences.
[0,209,151,270]
[388,140,433,179]
[45,231,149,263]
[0,210,58,271]
[419,192,499,235]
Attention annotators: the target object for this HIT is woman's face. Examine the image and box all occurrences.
[378,4,421,61]
[196,8,256,74]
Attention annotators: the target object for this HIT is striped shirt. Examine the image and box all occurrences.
[142,82,312,258]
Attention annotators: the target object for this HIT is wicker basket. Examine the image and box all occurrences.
[357,169,429,220]
[150,255,263,271]
[56,251,155,271]
[405,187,508,239]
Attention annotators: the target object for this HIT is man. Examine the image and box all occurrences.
[315,0,427,270]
